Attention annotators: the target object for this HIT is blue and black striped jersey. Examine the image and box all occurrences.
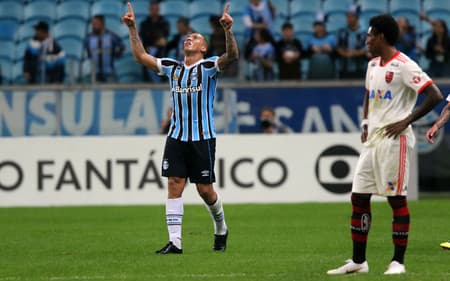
[157,56,220,142]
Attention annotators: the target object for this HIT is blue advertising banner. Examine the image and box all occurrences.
[234,85,450,134]
[235,86,365,134]
[0,88,237,136]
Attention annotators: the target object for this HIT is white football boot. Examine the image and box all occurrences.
[327,259,369,275]
[384,261,406,275]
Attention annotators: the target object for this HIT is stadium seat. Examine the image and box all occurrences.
[16,22,36,43]
[12,61,25,84]
[57,0,91,3]
[121,42,133,60]
[0,20,18,41]
[190,15,213,36]
[91,0,123,18]
[228,0,249,15]
[233,33,245,48]
[53,19,87,41]
[272,16,289,35]
[0,41,15,61]
[15,40,28,62]
[290,0,322,17]
[291,14,316,33]
[359,11,380,28]
[0,59,13,84]
[56,1,91,21]
[421,22,433,35]
[423,0,450,14]
[58,37,84,61]
[80,58,94,83]
[271,0,289,18]
[0,1,23,22]
[308,54,336,79]
[24,1,57,23]
[323,0,353,15]
[164,16,182,40]
[160,0,189,18]
[231,17,246,35]
[115,58,141,83]
[359,0,388,14]
[64,58,80,83]
[189,0,222,19]
[389,0,421,15]
[123,0,149,19]
[295,31,311,45]
[104,18,128,38]
[326,12,348,33]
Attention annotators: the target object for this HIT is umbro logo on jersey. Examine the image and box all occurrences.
[201,170,210,177]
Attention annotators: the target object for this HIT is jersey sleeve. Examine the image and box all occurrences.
[156,58,178,76]
[206,56,220,73]
[400,60,433,94]
[447,94,450,102]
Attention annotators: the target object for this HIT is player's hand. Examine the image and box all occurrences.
[220,3,233,31]
[426,124,439,143]
[122,2,135,28]
[384,119,410,139]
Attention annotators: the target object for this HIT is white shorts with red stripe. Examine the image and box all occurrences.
[352,134,411,196]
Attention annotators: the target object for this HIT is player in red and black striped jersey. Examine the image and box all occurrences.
[122,2,238,254]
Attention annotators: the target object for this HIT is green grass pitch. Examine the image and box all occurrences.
[1,199,449,281]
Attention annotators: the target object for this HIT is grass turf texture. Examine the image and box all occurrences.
[1,199,449,281]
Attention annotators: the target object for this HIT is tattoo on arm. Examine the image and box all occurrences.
[436,104,450,128]
[129,26,146,58]
[128,26,158,71]
[219,29,239,70]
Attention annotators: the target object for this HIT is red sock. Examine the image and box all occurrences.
[351,193,371,263]
[388,196,409,264]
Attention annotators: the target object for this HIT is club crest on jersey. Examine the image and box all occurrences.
[173,66,182,80]
[413,76,421,84]
[385,71,394,83]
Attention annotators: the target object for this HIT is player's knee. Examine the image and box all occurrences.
[387,195,407,208]
[351,193,371,206]
[167,177,185,197]
[196,184,215,202]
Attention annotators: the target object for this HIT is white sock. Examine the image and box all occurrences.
[205,193,227,235]
[166,197,183,249]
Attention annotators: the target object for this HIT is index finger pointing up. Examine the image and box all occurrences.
[127,2,135,15]
[223,3,230,15]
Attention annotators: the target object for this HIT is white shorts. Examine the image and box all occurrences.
[352,134,412,197]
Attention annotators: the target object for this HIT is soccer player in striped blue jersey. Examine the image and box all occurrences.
[122,2,238,254]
